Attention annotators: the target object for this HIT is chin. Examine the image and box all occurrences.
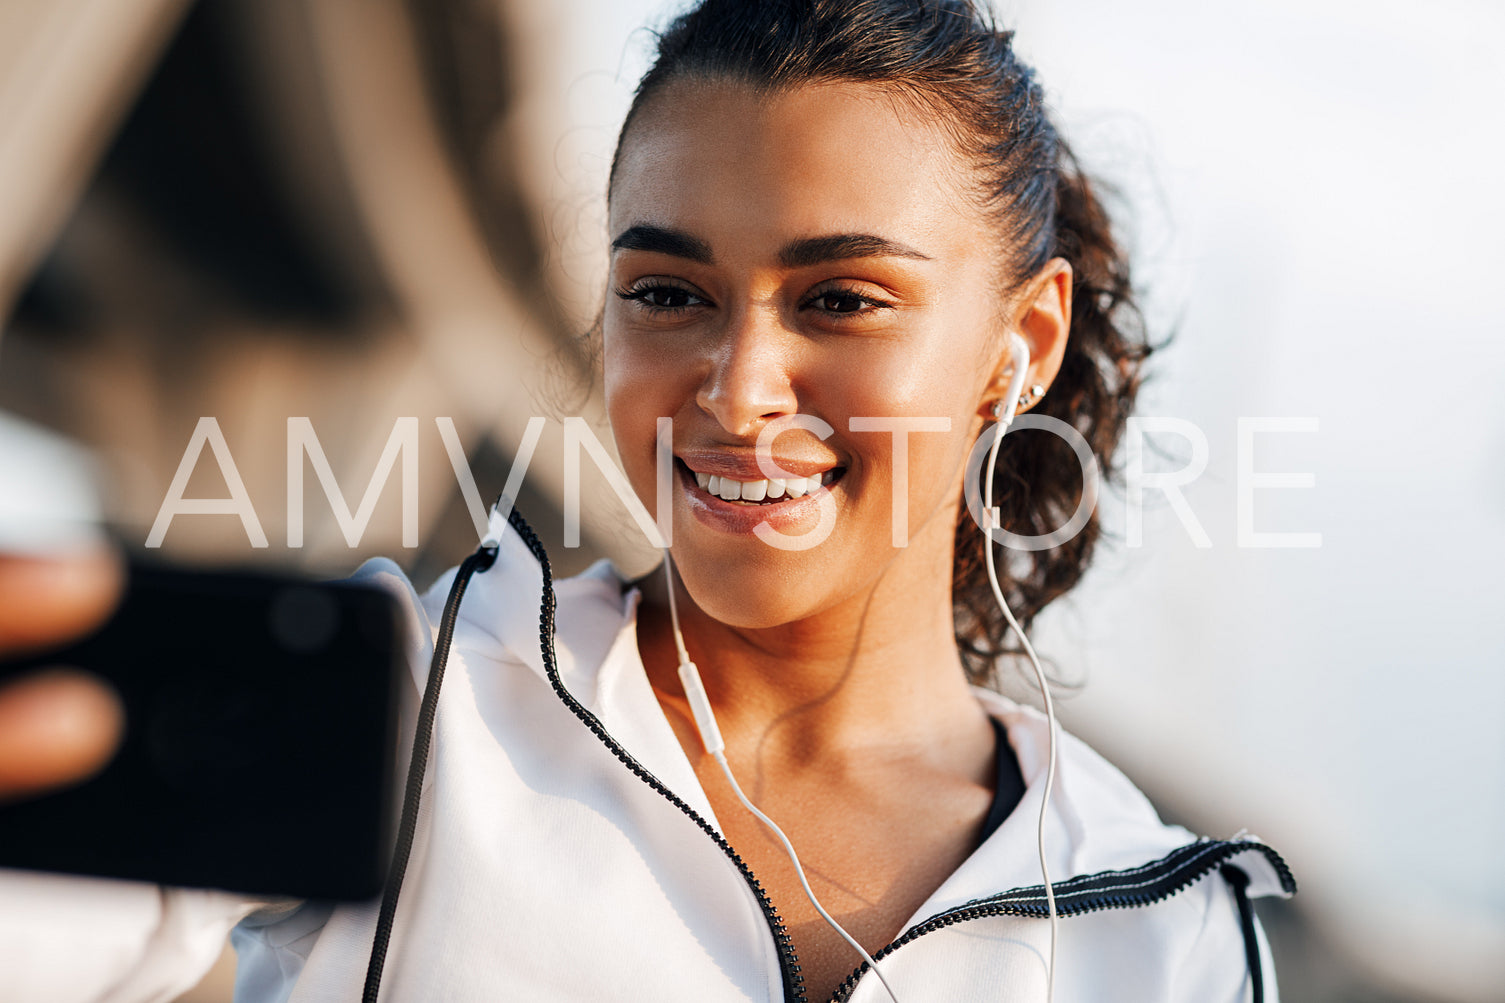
[670,542,835,632]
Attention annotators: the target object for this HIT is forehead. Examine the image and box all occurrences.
[609,78,989,257]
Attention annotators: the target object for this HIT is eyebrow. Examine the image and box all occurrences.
[609,224,930,268]
[779,233,930,268]
[610,225,714,264]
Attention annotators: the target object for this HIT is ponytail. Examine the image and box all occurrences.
[953,140,1152,684]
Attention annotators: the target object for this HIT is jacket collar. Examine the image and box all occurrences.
[450,540,1293,908]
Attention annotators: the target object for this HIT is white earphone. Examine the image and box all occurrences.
[663,331,1059,1003]
[986,334,1060,1001]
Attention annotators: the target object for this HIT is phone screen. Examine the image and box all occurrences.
[0,563,401,900]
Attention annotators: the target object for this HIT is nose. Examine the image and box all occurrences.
[695,304,798,437]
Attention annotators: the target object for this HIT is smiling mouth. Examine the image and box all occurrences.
[678,459,843,505]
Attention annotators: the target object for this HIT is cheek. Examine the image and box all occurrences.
[832,347,993,525]
[836,303,998,415]
[834,341,993,452]
[602,335,658,470]
[602,329,696,496]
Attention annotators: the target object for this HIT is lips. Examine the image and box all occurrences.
[676,458,842,533]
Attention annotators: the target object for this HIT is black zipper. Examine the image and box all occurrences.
[829,838,1296,1001]
[508,508,809,1002]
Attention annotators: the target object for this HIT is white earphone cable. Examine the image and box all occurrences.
[661,558,903,1003]
[986,335,1059,1001]
[712,749,901,1002]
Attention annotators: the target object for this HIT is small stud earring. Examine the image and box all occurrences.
[990,400,1006,420]
[1017,383,1046,409]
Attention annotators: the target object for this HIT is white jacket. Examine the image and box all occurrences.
[0,519,1294,1002]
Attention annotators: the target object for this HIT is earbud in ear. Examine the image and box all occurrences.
[988,334,1032,429]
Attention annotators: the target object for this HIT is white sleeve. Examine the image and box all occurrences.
[0,869,265,1003]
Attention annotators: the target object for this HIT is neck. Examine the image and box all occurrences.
[637,532,988,768]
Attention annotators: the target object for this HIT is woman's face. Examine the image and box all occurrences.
[605,78,1016,629]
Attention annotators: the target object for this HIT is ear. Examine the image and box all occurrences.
[980,258,1073,417]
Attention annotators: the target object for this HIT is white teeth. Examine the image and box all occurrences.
[691,469,837,501]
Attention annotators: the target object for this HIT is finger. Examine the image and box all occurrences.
[0,669,125,802]
[0,547,124,653]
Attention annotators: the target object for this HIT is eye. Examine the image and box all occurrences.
[615,281,708,314]
[800,283,893,318]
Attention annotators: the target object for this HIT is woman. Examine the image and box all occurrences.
[0,1,1293,1000]
[587,2,1292,997]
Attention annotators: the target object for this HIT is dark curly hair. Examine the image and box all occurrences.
[609,0,1152,685]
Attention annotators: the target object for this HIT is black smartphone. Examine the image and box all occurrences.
[0,561,402,901]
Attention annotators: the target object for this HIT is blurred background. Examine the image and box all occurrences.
[0,0,1500,999]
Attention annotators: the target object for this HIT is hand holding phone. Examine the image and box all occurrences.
[0,562,402,901]
[0,547,125,802]
[0,411,403,901]
[0,412,127,801]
